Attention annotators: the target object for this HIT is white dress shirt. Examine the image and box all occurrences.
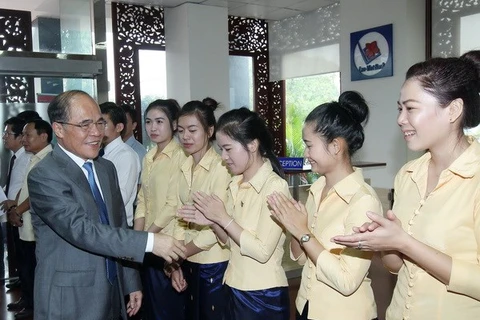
[103,136,141,227]
[125,135,147,184]
[7,147,32,200]
[57,144,153,252]
[125,135,147,164]
[2,147,32,223]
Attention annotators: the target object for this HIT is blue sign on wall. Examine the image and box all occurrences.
[350,24,393,81]
[278,157,304,170]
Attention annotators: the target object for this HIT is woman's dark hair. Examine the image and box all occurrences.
[202,97,220,109]
[460,50,480,92]
[305,91,369,157]
[217,107,284,178]
[179,100,217,141]
[406,57,480,129]
[145,99,180,133]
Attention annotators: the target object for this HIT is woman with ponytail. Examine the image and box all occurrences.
[179,107,290,320]
[169,99,232,320]
[268,91,381,320]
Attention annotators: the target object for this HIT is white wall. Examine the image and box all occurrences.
[340,0,426,188]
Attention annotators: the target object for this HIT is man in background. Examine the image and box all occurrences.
[1,117,31,295]
[120,104,147,167]
[7,119,53,319]
[100,103,140,227]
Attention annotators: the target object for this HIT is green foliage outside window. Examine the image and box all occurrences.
[285,72,340,183]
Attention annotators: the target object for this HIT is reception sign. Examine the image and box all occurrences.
[278,157,304,170]
[350,24,393,81]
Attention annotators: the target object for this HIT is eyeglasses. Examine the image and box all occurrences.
[57,120,107,132]
[2,131,16,137]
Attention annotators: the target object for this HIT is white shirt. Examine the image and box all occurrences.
[7,147,32,200]
[125,135,147,184]
[2,147,32,223]
[58,144,153,252]
[103,136,140,227]
[18,144,53,241]
[125,135,147,164]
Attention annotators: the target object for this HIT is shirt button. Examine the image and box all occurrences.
[407,231,413,235]
[419,199,425,205]
[307,284,311,288]
[414,210,420,216]
[408,219,414,226]
[311,223,315,228]
[406,304,411,309]
[408,282,414,287]
[307,274,311,279]
[409,273,415,279]
[313,214,318,218]
[404,316,410,320]
[407,290,412,297]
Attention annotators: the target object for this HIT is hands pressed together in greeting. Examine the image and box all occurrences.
[177,191,230,227]
[266,192,308,240]
[331,210,409,252]
[265,190,409,253]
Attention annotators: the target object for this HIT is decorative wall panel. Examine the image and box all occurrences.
[228,16,285,156]
[112,2,164,141]
[0,9,33,103]
[432,0,480,57]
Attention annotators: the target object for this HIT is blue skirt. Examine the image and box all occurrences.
[182,260,228,320]
[142,254,186,320]
[223,285,290,320]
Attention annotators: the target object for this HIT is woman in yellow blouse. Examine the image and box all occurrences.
[267,91,381,320]
[169,99,232,320]
[333,54,480,319]
[133,99,187,320]
[180,107,291,320]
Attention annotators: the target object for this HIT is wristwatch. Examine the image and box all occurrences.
[299,233,311,247]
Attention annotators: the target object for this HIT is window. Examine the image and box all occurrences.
[229,55,254,110]
[138,49,167,147]
[285,72,340,182]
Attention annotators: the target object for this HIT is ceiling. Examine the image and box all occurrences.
[111,0,338,21]
[0,0,338,21]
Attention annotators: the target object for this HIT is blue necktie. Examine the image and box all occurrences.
[83,162,117,284]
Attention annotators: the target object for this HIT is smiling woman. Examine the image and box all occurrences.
[333,55,480,320]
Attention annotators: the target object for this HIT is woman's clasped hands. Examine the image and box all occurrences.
[331,210,409,252]
[266,192,308,239]
[177,191,230,226]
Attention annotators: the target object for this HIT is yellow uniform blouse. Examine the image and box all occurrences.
[294,168,380,320]
[173,146,231,264]
[387,140,480,320]
[134,139,186,235]
[223,160,289,291]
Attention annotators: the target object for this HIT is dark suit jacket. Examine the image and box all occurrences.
[28,146,148,320]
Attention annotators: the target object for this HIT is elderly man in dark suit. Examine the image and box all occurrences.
[27,90,186,320]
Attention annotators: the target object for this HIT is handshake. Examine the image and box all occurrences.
[152,233,187,263]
